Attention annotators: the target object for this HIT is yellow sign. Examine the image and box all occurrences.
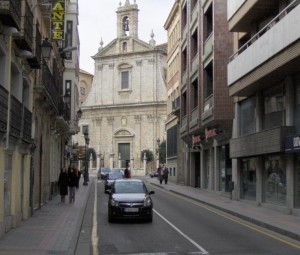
[51,0,65,40]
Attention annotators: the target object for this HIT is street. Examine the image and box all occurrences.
[76,177,300,255]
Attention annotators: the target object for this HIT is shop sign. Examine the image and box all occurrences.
[51,0,65,40]
[285,135,300,153]
[205,128,217,142]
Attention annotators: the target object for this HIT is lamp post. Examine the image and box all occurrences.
[83,127,90,186]
[156,138,160,169]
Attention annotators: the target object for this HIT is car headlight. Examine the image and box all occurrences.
[110,199,119,207]
[144,196,152,207]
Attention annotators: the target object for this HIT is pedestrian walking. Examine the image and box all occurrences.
[75,168,81,189]
[67,167,78,203]
[58,167,68,203]
[163,164,169,184]
[157,164,164,184]
[124,162,131,178]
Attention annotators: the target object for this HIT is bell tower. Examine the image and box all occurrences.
[116,0,139,39]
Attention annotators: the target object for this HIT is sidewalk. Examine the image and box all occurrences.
[0,177,92,255]
[146,178,300,242]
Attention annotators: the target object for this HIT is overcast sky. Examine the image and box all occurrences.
[78,0,174,74]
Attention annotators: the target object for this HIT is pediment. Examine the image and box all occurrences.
[92,38,156,59]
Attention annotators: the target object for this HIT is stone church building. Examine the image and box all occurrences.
[76,0,167,174]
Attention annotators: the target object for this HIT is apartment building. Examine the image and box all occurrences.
[0,0,80,236]
[164,0,183,183]
[228,0,300,215]
[180,0,233,190]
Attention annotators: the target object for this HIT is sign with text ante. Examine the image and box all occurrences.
[51,0,65,40]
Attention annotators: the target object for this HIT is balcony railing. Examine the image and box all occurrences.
[26,28,42,69]
[10,95,22,139]
[14,0,33,51]
[172,97,180,112]
[0,0,21,29]
[229,0,300,62]
[42,62,59,113]
[22,106,32,143]
[0,84,8,134]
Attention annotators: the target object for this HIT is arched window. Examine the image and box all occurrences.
[122,16,129,36]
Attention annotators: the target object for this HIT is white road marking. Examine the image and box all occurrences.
[154,209,209,255]
[92,179,99,255]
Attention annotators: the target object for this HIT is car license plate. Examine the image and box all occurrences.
[124,208,138,212]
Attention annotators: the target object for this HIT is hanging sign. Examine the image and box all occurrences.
[51,0,65,40]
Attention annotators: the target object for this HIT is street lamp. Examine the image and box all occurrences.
[83,127,90,186]
[41,38,52,60]
[156,138,160,168]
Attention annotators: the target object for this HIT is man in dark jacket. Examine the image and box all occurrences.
[68,167,78,203]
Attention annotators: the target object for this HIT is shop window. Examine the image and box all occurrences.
[241,158,257,201]
[4,154,12,216]
[295,155,300,208]
[264,155,286,205]
[240,97,256,136]
[294,75,300,133]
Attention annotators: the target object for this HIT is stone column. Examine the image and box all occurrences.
[118,153,121,168]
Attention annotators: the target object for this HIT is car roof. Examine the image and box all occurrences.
[114,178,143,183]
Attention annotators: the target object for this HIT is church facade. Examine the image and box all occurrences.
[76,1,167,174]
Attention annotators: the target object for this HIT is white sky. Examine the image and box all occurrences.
[78,0,174,74]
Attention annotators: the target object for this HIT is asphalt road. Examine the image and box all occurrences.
[76,177,300,255]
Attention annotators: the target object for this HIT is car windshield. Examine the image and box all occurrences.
[107,172,123,180]
[101,168,110,173]
[114,181,145,194]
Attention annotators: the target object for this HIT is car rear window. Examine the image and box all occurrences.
[114,181,145,193]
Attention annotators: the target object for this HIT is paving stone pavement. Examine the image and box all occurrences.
[0,177,92,255]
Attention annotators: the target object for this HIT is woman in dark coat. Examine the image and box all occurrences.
[58,167,68,203]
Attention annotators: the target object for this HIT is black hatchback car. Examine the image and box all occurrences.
[108,179,155,223]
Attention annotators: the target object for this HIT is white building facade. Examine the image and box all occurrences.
[76,1,167,175]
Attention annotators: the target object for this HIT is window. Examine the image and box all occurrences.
[240,97,256,136]
[204,62,213,98]
[121,71,129,89]
[263,85,284,130]
[191,29,198,58]
[191,78,198,109]
[264,155,286,205]
[82,125,89,135]
[167,124,178,158]
[65,80,71,96]
[65,21,73,60]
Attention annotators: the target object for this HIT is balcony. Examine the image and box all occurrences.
[0,0,21,29]
[13,1,33,51]
[171,96,180,117]
[202,94,213,122]
[0,84,8,134]
[35,61,60,114]
[26,29,42,69]
[22,106,32,143]
[202,33,213,67]
[228,2,300,96]
[180,115,188,134]
[191,53,198,78]
[230,126,295,158]
[10,95,22,139]
[190,106,198,129]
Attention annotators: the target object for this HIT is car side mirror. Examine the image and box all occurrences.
[149,191,155,195]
